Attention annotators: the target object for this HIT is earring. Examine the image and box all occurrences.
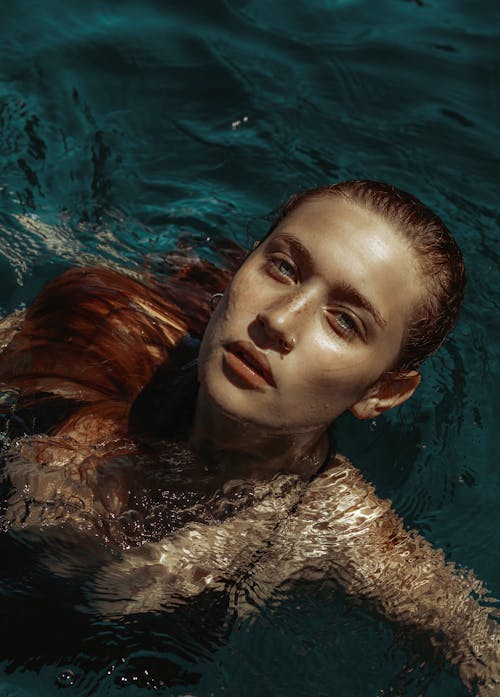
[280,336,295,353]
[209,292,224,310]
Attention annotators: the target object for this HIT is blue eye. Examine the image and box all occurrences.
[329,311,360,339]
[338,313,356,332]
[266,255,296,281]
[274,258,295,278]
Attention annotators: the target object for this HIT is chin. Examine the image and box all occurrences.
[203,376,260,424]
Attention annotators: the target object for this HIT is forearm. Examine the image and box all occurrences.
[335,512,498,690]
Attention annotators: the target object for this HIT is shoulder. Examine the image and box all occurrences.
[310,452,374,492]
[299,453,394,533]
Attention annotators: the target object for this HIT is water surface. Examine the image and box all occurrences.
[0,1,499,695]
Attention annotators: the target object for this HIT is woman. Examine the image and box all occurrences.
[0,181,498,693]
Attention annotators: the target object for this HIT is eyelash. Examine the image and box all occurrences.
[327,311,360,340]
[265,254,362,341]
[265,254,297,282]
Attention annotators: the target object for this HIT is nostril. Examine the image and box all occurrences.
[256,313,295,354]
[280,336,295,353]
[256,313,268,330]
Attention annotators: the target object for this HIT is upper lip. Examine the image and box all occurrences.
[225,341,276,387]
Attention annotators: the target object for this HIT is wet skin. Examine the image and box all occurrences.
[193,196,424,470]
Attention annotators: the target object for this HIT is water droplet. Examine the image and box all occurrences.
[56,669,76,687]
[231,115,249,130]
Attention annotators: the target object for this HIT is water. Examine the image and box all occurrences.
[0,0,499,694]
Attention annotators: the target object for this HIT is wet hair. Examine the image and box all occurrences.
[267,180,466,371]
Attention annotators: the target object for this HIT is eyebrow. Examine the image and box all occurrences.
[272,232,387,330]
[333,282,387,330]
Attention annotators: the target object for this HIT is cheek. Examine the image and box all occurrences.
[294,341,383,405]
[225,266,260,314]
[198,275,252,362]
[198,303,226,375]
[211,271,262,341]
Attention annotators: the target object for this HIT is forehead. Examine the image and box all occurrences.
[273,195,399,253]
[269,195,414,270]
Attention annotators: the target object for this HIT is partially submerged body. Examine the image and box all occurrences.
[0,183,499,693]
[0,265,498,694]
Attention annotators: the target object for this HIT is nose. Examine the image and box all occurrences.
[255,291,309,354]
[256,311,295,353]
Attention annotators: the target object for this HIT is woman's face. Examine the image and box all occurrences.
[198,196,424,435]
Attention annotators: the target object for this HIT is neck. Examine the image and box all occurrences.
[189,387,330,480]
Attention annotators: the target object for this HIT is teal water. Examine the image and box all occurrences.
[0,1,499,695]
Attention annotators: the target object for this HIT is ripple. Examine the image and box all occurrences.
[0,0,499,694]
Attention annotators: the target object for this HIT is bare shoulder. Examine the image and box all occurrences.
[300,452,394,530]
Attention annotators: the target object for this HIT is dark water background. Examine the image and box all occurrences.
[0,0,499,695]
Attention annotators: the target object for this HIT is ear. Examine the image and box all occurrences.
[349,370,421,420]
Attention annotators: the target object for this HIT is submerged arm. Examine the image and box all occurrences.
[274,455,500,694]
[92,455,500,693]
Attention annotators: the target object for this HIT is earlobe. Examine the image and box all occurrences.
[349,370,421,420]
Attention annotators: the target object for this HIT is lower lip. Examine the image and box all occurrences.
[222,349,274,390]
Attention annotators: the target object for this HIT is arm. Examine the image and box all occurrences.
[269,455,500,695]
[92,473,305,615]
[94,456,500,694]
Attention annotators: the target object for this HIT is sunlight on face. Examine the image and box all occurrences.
[198,196,424,434]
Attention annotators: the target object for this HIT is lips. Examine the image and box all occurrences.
[224,341,276,387]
